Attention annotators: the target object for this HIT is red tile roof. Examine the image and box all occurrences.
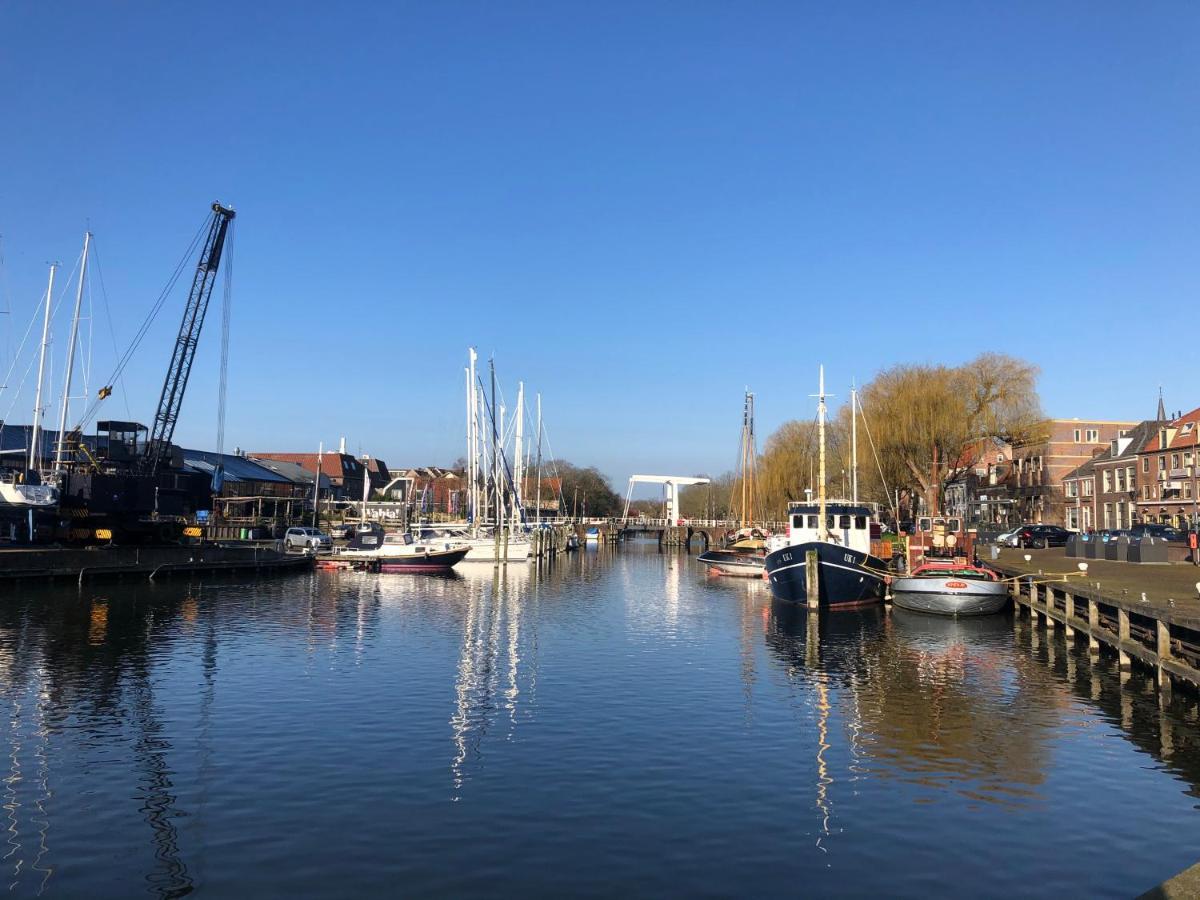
[1139,407,1200,452]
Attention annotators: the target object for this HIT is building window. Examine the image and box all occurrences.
[1102,470,1112,493]
[1172,453,1181,469]
[1086,428,1099,442]
[1127,466,1135,487]
[1160,455,1168,472]
[1115,502,1124,529]
[1185,482,1194,500]
[1116,468,1125,491]
[1103,503,1112,530]
[1143,457,1150,473]
[1074,429,1082,443]
[1082,479,1092,497]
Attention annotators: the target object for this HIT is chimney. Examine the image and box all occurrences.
[339,436,346,455]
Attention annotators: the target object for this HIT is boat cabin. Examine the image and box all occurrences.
[908,516,974,566]
[784,502,875,555]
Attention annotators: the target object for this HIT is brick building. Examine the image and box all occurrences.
[253,451,373,501]
[1135,406,1200,529]
[1011,419,1136,526]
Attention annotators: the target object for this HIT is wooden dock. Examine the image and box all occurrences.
[992,548,1200,695]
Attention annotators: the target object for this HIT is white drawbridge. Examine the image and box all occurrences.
[622,475,710,524]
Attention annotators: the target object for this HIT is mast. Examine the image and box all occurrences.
[55,232,90,473]
[818,365,827,539]
[535,393,543,526]
[466,348,478,530]
[747,390,755,526]
[490,360,500,564]
[740,393,749,528]
[850,382,858,504]
[312,442,323,528]
[360,454,371,523]
[514,381,524,516]
[29,263,57,475]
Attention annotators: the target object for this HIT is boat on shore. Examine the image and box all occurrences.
[889,562,1008,616]
[763,368,888,608]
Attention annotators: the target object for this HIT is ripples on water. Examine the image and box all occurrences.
[0,542,1198,897]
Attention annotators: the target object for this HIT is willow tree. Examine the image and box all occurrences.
[857,353,1042,513]
[757,419,821,518]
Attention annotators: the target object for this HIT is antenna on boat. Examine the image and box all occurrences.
[814,366,828,540]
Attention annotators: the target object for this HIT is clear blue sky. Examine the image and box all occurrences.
[1,2,1196,489]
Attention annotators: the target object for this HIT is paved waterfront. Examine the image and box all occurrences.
[1,542,1198,897]
[992,547,1200,617]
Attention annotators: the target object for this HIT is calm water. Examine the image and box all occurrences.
[1,542,1199,897]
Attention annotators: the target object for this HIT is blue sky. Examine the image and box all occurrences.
[1,2,1196,489]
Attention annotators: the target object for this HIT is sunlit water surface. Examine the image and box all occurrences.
[1,541,1198,897]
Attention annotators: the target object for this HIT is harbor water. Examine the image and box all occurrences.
[1,541,1198,897]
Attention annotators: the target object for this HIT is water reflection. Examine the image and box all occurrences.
[0,553,1197,895]
[450,564,540,799]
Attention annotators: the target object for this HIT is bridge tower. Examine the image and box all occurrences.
[622,475,711,524]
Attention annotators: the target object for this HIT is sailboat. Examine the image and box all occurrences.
[0,257,72,512]
[763,367,888,607]
[697,390,767,577]
[457,349,532,563]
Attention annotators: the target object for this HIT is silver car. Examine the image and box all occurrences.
[285,527,332,551]
[995,525,1026,548]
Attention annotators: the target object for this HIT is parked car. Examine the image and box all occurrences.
[1016,524,1071,549]
[1099,529,1132,543]
[1129,524,1185,542]
[329,523,355,540]
[285,527,332,551]
[996,525,1028,548]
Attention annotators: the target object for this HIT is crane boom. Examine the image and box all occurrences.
[138,202,235,475]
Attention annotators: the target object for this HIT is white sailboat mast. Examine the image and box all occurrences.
[818,365,827,539]
[535,393,543,526]
[55,232,90,473]
[466,347,478,529]
[360,454,371,522]
[29,263,57,474]
[850,382,858,504]
[514,381,524,515]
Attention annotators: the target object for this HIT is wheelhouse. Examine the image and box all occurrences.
[785,502,875,555]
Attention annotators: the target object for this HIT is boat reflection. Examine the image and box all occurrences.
[449,564,540,799]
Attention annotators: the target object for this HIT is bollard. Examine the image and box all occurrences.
[1157,620,1172,696]
[1064,593,1075,638]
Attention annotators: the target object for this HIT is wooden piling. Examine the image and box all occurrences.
[805,549,819,610]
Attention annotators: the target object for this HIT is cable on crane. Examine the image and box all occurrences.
[76,212,211,429]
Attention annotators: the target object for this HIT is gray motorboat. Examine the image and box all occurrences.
[889,562,1009,617]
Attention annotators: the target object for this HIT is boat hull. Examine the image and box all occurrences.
[764,541,886,607]
[376,547,470,572]
[461,540,532,562]
[890,576,1009,616]
[696,548,765,577]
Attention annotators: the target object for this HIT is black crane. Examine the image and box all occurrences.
[137,202,235,475]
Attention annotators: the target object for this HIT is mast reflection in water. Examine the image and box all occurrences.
[0,545,1198,896]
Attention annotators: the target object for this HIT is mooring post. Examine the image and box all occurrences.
[1118,608,1131,669]
[806,549,820,610]
[1088,597,1100,655]
[1157,620,1172,696]
[1064,592,1075,638]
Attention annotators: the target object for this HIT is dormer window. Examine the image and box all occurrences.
[1160,429,1169,449]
